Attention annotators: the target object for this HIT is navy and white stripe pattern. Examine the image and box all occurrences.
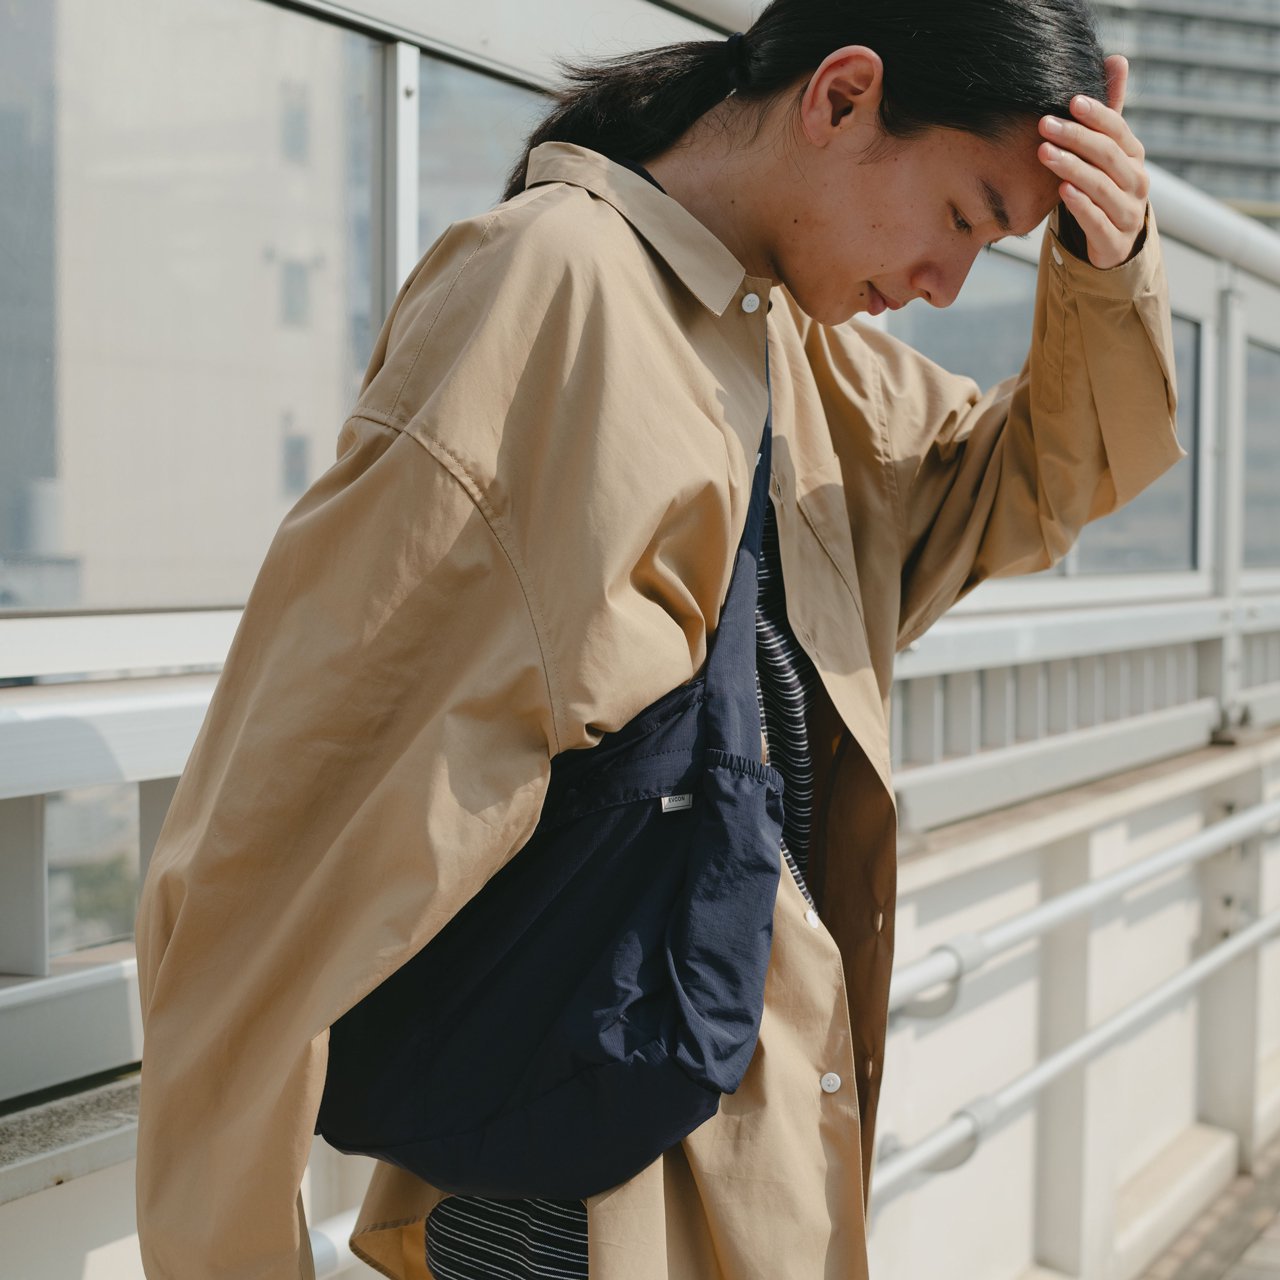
[754,497,820,907]
[426,1194,589,1279]
[426,496,818,1278]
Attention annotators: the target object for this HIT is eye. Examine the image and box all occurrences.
[951,205,973,235]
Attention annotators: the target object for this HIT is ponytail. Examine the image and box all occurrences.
[504,0,1106,202]
[502,34,749,200]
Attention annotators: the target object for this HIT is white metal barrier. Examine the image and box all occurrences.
[890,795,1280,1015]
[876,904,1280,1202]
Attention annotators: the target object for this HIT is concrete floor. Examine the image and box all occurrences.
[1142,1135,1280,1280]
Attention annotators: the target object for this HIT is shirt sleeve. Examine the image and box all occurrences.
[801,204,1186,650]
[133,414,559,1277]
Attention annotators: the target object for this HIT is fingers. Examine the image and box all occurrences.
[1056,182,1134,269]
[1066,92,1144,160]
[1040,143,1135,232]
[1038,106,1149,207]
[1039,119,1146,197]
[1036,56,1149,270]
[1105,53,1129,115]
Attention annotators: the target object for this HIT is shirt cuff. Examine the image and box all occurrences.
[1046,203,1162,300]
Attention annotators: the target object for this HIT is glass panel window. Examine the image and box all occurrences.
[1074,316,1200,573]
[883,249,1072,579]
[883,248,1037,393]
[46,784,140,958]
[1245,340,1280,568]
[0,0,381,615]
[417,58,546,253]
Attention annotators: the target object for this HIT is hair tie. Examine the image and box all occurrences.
[724,31,750,93]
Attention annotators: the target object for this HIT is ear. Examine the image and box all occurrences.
[798,46,885,148]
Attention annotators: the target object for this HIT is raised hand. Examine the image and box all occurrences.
[1037,54,1150,270]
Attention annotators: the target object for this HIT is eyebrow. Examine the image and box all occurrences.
[980,178,1012,234]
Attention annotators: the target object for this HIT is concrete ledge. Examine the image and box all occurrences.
[897,724,1280,898]
[895,698,1220,833]
[1114,1122,1240,1280]
[0,1076,139,1207]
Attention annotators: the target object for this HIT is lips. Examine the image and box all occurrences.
[868,283,904,314]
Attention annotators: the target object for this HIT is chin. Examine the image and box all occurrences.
[816,301,863,326]
[787,285,858,327]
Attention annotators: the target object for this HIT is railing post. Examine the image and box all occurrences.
[1033,827,1124,1279]
[377,41,421,319]
[1197,772,1269,1172]
[1209,264,1247,737]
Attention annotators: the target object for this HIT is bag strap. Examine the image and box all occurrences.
[700,345,773,756]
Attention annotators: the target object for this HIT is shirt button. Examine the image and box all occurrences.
[805,908,821,929]
[1051,245,1064,267]
[874,910,885,932]
[741,292,761,313]
[820,1072,842,1094]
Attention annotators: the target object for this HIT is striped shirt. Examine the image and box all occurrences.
[425,495,820,1278]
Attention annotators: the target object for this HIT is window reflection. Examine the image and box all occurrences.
[1075,316,1199,573]
[1245,340,1280,568]
[417,58,546,253]
[0,0,381,613]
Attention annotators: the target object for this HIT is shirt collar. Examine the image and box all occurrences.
[524,141,758,317]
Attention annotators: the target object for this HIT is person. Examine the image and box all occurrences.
[133,2,1184,1278]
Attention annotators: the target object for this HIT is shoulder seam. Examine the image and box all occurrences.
[347,412,566,755]
[386,213,498,424]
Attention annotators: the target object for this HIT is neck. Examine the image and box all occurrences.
[643,101,784,283]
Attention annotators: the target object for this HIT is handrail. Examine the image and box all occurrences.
[893,598,1229,679]
[0,960,137,1011]
[1148,165,1280,288]
[874,904,1280,1203]
[890,795,1280,1016]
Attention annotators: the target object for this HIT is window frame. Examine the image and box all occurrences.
[1238,270,1280,589]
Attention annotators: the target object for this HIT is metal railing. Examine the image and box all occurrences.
[877,906,1280,1200]
[891,600,1280,831]
[890,797,1280,1015]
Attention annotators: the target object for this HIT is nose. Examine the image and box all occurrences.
[910,245,982,309]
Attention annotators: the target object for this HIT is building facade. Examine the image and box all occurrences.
[1094,0,1280,229]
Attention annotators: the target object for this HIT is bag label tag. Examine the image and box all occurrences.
[660,793,694,813]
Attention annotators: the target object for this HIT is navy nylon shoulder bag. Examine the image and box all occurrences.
[316,364,784,1200]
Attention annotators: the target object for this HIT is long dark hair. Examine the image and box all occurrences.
[503,0,1106,200]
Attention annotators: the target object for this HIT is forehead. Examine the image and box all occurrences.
[936,125,1061,234]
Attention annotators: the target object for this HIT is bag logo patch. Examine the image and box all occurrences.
[660,793,693,813]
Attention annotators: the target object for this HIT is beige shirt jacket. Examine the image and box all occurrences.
[134,140,1184,1279]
